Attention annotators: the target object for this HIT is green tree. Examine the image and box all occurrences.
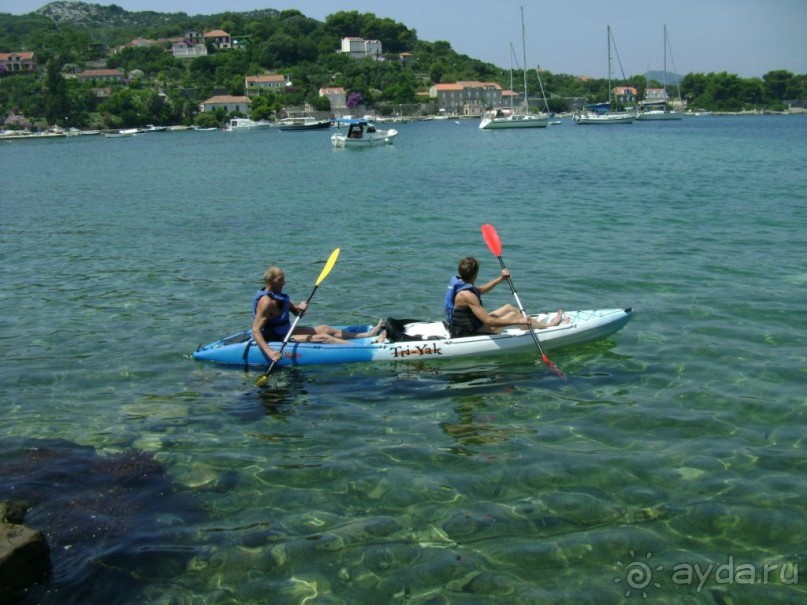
[763,70,794,102]
[44,57,70,125]
[194,111,220,128]
[311,94,330,112]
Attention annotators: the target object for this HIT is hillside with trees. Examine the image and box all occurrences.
[1,2,804,130]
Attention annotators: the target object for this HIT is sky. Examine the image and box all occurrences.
[4,0,806,78]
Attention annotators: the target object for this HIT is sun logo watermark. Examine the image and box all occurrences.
[614,551,663,598]
[615,551,799,596]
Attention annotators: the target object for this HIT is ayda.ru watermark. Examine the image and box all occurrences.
[615,551,799,598]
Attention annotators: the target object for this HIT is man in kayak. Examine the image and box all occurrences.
[445,256,567,338]
[253,266,384,363]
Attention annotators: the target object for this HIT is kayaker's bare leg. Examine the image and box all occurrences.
[356,319,384,338]
[299,319,384,342]
[289,326,349,344]
[489,304,520,319]
[332,318,384,339]
[531,310,570,329]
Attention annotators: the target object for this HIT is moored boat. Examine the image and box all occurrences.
[574,26,636,126]
[480,9,549,131]
[480,108,549,130]
[278,116,332,131]
[634,106,682,121]
[105,129,136,138]
[635,26,684,122]
[225,117,272,131]
[331,119,397,147]
[193,308,633,369]
[574,104,634,125]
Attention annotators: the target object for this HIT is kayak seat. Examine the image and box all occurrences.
[403,320,449,341]
[384,317,448,342]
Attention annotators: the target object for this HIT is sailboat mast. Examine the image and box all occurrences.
[663,24,668,99]
[509,43,515,110]
[521,5,528,111]
[607,25,612,105]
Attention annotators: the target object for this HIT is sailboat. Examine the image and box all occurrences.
[479,6,548,130]
[574,26,635,125]
[636,25,683,121]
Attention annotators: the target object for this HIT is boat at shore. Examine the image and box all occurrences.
[105,129,137,138]
[0,130,67,141]
[278,116,332,131]
[192,308,633,368]
[225,117,272,131]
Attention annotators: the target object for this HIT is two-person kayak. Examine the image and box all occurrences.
[192,308,633,369]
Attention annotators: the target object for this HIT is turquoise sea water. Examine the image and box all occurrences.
[1,116,805,604]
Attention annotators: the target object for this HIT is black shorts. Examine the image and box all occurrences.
[448,325,479,339]
[261,328,290,342]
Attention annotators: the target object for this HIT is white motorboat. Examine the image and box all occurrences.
[225,118,272,131]
[331,119,397,147]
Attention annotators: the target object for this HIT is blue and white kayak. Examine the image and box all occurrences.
[192,308,633,369]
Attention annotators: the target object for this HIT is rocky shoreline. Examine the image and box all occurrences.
[0,502,50,604]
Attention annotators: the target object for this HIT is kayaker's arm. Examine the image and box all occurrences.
[252,296,281,363]
[291,300,308,316]
[456,289,530,329]
[476,269,511,294]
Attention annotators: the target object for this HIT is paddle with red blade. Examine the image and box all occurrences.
[481,224,566,380]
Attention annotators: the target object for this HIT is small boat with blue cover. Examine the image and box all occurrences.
[192,308,633,369]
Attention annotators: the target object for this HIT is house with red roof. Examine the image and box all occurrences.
[76,69,125,82]
[0,52,36,73]
[429,81,502,116]
[245,74,287,96]
[200,95,251,114]
[204,30,232,50]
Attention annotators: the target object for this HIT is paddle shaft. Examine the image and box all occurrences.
[481,223,564,379]
[492,255,549,355]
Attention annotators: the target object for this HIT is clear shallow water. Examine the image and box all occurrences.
[1,116,805,604]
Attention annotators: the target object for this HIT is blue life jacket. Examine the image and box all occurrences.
[252,289,291,340]
[444,276,481,323]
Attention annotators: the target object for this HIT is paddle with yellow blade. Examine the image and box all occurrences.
[255,247,341,387]
[480,224,565,380]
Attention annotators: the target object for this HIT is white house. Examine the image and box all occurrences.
[319,87,346,109]
[644,88,668,103]
[246,74,287,96]
[200,95,251,114]
[172,41,207,59]
[429,81,503,115]
[204,30,232,50]
[340,37,382,60]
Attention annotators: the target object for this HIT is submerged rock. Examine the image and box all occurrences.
[0,510,51,603]
[0,437,204,604]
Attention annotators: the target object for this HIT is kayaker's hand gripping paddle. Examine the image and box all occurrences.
[481,224,566,381]
[255,247,341,387]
